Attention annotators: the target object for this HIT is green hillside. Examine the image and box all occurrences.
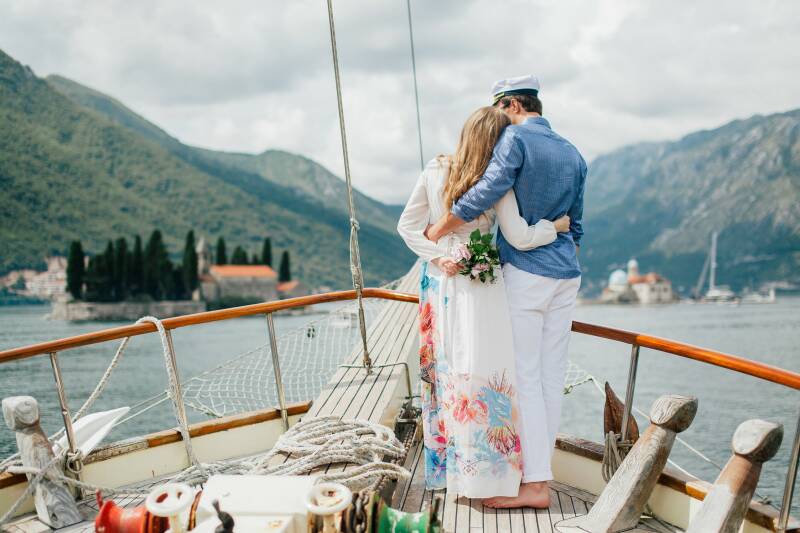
[45,75,399,234]
[0,49,414,288]
[583,109,800,294]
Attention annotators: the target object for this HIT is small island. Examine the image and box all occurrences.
[13,230,307,321]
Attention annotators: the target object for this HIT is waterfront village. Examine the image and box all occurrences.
[2,228,682,319]
[0,231,308,320]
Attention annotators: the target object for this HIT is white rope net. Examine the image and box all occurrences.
[180,298,390,418]
[178,299,594,418]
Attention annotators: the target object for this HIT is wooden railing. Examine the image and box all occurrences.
[570,321,800,390]
[0,288,417,363]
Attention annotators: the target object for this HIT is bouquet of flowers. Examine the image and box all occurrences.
[453,229,500,283]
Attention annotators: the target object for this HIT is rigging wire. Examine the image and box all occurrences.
[406,0,424,170]
[324,0,372,373]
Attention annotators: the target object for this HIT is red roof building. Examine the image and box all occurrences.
[209,265,277,278]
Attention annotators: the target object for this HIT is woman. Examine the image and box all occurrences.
[397,106,570,499]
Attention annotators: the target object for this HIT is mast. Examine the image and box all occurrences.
[694,253,710,299]
[405,0,424,171]
[709,231,718,292]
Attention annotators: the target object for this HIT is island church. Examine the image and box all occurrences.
[195,237,299,304]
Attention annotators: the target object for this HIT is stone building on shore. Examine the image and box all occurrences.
[195,237,307,303]
[196,237,278,303]
[600,259,676,304]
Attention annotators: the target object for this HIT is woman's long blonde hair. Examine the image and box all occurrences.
[442,106,511,210]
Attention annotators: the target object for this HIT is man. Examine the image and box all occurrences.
[426,75,586,508]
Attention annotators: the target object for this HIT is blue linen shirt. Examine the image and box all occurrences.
[452,116,586,279]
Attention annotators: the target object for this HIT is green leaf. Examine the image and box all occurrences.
[470,229,481,242]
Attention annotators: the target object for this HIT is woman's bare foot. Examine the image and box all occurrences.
[484,482,550,509]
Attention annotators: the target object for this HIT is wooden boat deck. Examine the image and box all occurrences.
[393,436,680,533]
[264,262,423,478]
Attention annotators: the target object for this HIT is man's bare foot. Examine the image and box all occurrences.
[484,482,550,509]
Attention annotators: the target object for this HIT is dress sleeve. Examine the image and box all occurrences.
[397,170,449,262]
[494,190,557,251]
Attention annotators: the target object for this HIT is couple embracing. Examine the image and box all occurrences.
[397,75,586,508]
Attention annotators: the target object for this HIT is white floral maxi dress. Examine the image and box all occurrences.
[397,158,557,498]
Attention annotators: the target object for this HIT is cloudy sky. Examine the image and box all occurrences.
[2,0,799,203]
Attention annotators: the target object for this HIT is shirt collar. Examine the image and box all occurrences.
[524,116,551,129]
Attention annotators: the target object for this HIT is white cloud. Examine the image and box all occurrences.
[1,0,799,203]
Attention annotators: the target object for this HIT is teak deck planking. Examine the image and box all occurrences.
[393,437,665,533]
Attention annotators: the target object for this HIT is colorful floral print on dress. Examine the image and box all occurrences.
[418,261,524,497]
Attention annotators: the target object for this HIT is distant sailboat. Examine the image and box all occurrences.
[694,231,737,303]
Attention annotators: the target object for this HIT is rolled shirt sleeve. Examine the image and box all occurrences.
[568,156,587,246]
[451,129,524,222]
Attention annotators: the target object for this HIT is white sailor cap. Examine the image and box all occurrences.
[491,75,540,105]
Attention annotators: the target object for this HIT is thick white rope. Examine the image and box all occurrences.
[137,317,205,476]
[248,416,409,489]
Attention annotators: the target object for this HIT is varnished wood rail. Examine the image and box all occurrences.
[0,288,418,363]
[1,289,796,391]
[570,321,800,390]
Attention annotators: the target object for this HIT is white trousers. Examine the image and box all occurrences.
[503,263,581,483]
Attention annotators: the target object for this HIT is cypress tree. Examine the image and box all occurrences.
[66,241,85,300]
[251,252,259,265]
[261,238,272,267]
[171,264,185,301]
[114,237,129,301]
[278,251,291,282]
[87,252,112,302]
[216,237,228,265]
[231,246,248,265]
[182,230,198,297]
[129,235,144,296]
[103,241,115,301]
[144,230,171,300]
[84,256,99,301]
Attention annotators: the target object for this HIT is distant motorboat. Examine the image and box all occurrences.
[741,287,777,304]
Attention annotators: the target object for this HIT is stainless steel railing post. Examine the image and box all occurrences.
[777,408,800,532]
[620,344,640,443]
[48,352,81,475]
[266,313,289,431]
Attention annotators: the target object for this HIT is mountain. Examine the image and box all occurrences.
[45,75,399,234]
[0,49,414,288]
[582,109,800,294]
